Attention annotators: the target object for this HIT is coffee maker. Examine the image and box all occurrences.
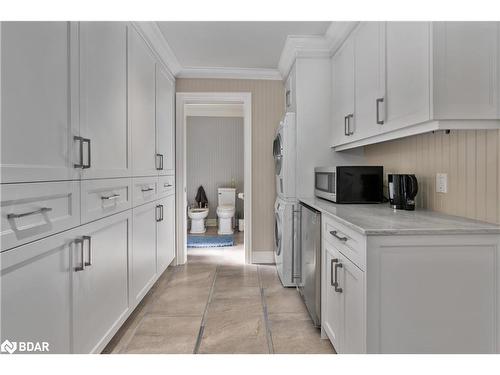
[388,174,418,210]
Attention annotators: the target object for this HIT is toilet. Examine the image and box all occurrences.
[217,188,236,235]
[188,207,209,234]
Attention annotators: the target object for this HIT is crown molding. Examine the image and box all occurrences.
[132,21,182,77]
[177,67,282,81]
[277,21,359,79]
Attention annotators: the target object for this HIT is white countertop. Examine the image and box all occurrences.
[299,197,500,236]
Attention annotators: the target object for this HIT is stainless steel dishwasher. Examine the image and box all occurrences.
[297,202,321,327]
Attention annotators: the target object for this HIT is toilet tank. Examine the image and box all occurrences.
[218,188,236,206]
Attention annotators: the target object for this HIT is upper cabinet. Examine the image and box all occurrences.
[332,37,355,146]
[156,65,176,175]
[1,22,80,183]
[433,22,499,119]
[332,22,500,151]
[79,22,130,179]
[128,26,158,177]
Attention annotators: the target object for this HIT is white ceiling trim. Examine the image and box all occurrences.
[185,103,244,117]
[132,21,182,76]
[277,21,359,79]
[177,67,282,80]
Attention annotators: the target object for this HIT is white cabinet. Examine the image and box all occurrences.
[433,22,499,119]
[0,228,76,353]
[1,22,79,183]
[285,64,296,112]
[131,201,157,305]
[352,22,385,140]
[79,22,130,179]
[72,212,130,353]
[384,22,430,132]
[156,65,176,175]
[156,194,175,274]
[129,26,157,177]
[323,244,343,351]
[323,239,365,354]
[1,181,81,251]
[332,38,355,145]
[332,21,500,151]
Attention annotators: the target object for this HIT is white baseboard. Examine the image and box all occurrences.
[251,251,275,264]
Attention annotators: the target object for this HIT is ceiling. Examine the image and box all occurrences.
[156,21,331,70]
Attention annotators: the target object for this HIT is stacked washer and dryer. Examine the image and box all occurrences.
[273,112,299,287]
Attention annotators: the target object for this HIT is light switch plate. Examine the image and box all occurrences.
[436,173,448,193]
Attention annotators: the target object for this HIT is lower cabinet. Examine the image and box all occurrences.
[72,211,130,353]
[131,201,158,305]
[0,228,76,353]
[323,242,365,354]
[156,194,175,274]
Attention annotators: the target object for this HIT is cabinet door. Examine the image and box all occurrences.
[131,201,157,304]
[433,22,499,119]
[129,27,157,177]
[79,22,130,179]
[384,22,430,132]
[73,212,130,353]
[0,228,76,353]
[353,22,385,140]
[1,22,79,183]
[156,194,175,274]
[332,38,355,146]
[339,255,365,354]
[323,244,343,352]
[285,64,296,112]
[156,65,175,175]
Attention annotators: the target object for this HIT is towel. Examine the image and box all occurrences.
[195,185,208,208]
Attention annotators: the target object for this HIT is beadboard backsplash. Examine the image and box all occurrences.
[364,129,500,224]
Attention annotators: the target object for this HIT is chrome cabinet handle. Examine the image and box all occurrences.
[330,230,348,242]
[347,114,354,135]
[164,183,173,188]
[160,204,164,221]
[376,98,384,125]
[74,136,91,169]
[141,187,154,192]
[344,115,349,136]
[83,236,92,266]
[74,238,85,272]
[330,258,338,286]
[156,153,164,170]
[7,207,52,219]
[156,205,163,222]
[101,193,120,200]
[334,262,343,293]
[286,90,291,108]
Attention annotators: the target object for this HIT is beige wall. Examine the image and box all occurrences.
[176,78,285,253]
[365,129,500,224]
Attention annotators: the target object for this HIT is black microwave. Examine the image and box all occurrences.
[314,166,384,203]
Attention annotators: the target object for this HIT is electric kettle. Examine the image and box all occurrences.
[388,174,418,210]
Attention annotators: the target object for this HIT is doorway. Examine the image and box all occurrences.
[175,93,252,265]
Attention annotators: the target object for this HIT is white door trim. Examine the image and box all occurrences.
[175,92,252,265]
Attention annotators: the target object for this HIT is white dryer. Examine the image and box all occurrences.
[274,196,299,287]
[273,112,296,199]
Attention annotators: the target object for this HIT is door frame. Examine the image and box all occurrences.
[175,92,252,264]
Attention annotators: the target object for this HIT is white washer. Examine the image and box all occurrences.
[273,112,296,200]
[274,196,299,287]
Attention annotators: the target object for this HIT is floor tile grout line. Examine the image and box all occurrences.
[257,266,275,354]
[193,264,219,354]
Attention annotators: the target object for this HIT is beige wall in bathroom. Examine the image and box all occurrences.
[176,78,285,253]
[364,129,500,224]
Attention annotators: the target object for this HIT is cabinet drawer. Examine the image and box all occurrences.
[81,178,132,224]
[158,175,175,198]
[323,215,366,270]
[1,181,80,252]
[132,176,158,207]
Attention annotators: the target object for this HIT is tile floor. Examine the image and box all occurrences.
[103,227,335,354]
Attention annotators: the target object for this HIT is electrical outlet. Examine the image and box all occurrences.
[436,173,448,193]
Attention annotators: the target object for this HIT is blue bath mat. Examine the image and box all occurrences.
[187,234,235,248]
